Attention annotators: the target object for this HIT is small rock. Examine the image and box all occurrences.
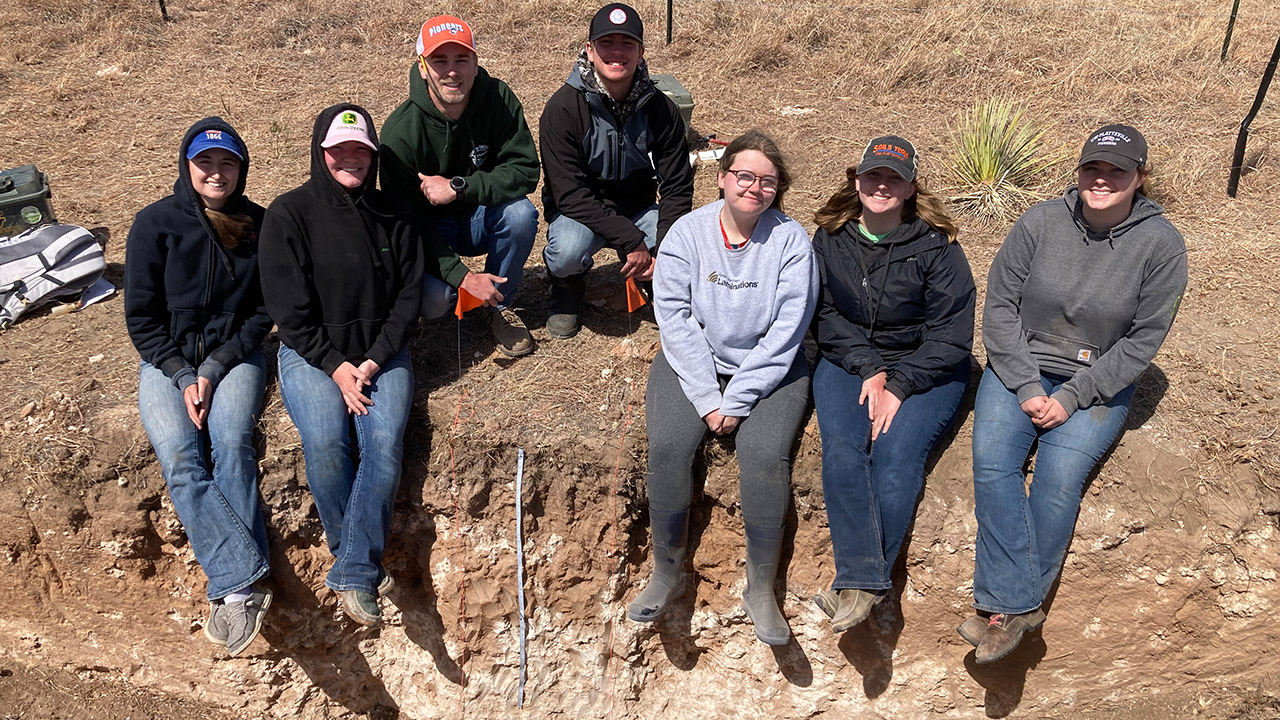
[18,402,35,419]
[88,354,104,363]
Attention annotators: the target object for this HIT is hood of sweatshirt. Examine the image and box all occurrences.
[1063,185,1167,245]
[307,103,380,205]
[174,117,251,217]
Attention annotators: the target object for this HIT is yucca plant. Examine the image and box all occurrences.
[948,99,1068,221]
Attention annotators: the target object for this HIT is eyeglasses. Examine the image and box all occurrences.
[726,169,779,193]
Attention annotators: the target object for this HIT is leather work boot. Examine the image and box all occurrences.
[831,588,886,633]
[487,307,534,357]
[626,507,690,622]
[339,589,381,627]
[975,608,1046,663]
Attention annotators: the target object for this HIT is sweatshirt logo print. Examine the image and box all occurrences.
[1077,349,1093,362]
[706,271,758,290]
[470,144,489,168]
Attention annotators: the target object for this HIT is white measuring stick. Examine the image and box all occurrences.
[516,447,527,707]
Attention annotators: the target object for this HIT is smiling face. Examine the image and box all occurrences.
[187,148,241,211]
[1077,160,1144,215]
[324,141,373,191]
[585,33,643,98]
[718,149,779,220]
[855,166,916,224]
[420,46,477,117]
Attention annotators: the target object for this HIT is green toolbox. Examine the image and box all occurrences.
[0,165,56,239]
[651,73,694,135]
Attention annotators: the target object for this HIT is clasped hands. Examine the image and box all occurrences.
[332,359,382,415]
[860,371,902,442]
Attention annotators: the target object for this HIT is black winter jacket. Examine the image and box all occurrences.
[259,103,424,375]
[124,117,270,391]
[812,218,976,400]
[539,59,694,253]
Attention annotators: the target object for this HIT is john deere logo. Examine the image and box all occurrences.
[707,272,719,283]
[341,112,358,125]
[20,206,42,224]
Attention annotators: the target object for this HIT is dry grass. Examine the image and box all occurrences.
[0,0,1278,486]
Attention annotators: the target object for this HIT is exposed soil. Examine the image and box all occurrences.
[1,0,1279,717]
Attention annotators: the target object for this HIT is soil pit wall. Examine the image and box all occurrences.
[1,376,1278,719]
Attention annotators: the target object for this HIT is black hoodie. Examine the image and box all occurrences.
[124,117,270,391]
[812,217,976,400]
[259,104,424,375]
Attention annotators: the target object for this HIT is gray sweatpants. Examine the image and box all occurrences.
[644,350,810,529]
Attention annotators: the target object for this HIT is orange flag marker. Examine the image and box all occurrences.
[454,286,484,319]
[625,277,648,312]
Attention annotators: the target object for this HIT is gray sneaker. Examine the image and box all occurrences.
[546,312,581,339]
[339,588,381,626]
[204,600,228,645]
[224,585,273,657]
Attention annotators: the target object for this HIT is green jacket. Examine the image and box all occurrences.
[380,64,540,287]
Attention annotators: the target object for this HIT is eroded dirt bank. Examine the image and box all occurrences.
[1,336,1277,719]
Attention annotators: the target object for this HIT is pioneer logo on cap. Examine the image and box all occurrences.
[429,21,466,36]
[609,8,627,23]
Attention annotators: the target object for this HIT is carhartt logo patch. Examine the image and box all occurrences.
[1077,349,1093,362]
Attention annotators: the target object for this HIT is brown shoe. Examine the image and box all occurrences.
[974,609,1045,663]
[487,308,534,357]
[831,589,885,633]
[957,614,988,647]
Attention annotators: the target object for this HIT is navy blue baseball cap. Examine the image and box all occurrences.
[186,128,244,160]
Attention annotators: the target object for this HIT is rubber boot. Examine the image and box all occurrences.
[548,270,587,316]
[626,507,690,622]
[743,522,790,646]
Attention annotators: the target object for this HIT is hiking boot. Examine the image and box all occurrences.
[742,523,790,646]
[224,584,273,657]
[339,588,381,627]
[627,507,690,623]
[204,600,228,645]
[546,313,581,340]
[487,308,534,357]
[975,609,1046,663]
[831,589,885,634]
[957,614,988,647]
[812,589,840,619]
[376,567,395,598]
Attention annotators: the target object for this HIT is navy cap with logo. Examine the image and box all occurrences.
[1077,124,1147,171]
[856,134,918,182]
[186,128,244,160]
[590,3,643,43]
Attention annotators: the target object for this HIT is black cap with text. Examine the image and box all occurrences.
[1077,124,1147,171]
[856,135,919,182]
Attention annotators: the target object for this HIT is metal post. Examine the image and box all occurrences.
[666,0,673,45]
[1228,32,1280,197]
[1221,0,1242,62]
[157,0,170,22]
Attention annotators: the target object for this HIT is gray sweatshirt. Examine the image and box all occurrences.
[654,201,818,417]
[983,187,1188,417]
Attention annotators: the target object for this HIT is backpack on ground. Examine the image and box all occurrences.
[0,223,106,329]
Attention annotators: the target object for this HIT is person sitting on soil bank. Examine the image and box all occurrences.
[381,14,540,357]
[628,130,818,645]
[538,2,695,339]
[124,117,274,657]
[808,136,976,634]
[963,124,1187,663]
[259,104,424,628]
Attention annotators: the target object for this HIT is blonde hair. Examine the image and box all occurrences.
[814,165,958,241]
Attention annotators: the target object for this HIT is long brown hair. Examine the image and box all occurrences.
[814,165,959,242]
[718,129,792,213]
[204,209,254,249]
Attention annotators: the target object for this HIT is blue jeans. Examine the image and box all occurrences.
[277,344,414,594]
[138,352,269,600]
[542,204,659,279]
[426,196,538,314]
[814,357,970,591]
[971,366,1134,614]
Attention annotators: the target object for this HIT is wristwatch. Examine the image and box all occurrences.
[449,176,467,194]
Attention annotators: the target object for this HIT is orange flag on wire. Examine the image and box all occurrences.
[625,277,648,312]
[454,286,484,319]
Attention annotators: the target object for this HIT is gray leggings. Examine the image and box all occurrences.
[644,350,810,529]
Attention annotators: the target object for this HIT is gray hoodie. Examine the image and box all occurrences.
[983,187,1188,417]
